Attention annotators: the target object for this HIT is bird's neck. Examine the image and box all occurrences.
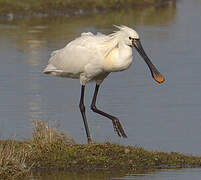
[108,42,133,72]
[103,41,133,72]
[118,41,133,60]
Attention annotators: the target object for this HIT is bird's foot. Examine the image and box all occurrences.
[112,119,127,138]
[87,137,93,144]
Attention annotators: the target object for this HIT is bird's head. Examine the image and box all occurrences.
[114,25,165,84]
[114,25,139,47]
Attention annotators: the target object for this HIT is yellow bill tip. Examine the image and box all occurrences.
[153,73,165,84]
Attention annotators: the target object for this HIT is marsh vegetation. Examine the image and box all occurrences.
[0,121,201,179]
[0,0,175,17]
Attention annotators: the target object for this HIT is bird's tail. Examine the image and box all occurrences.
[43,64,56,74]
[43,66,52,74]
[43,48,62,74]
[43,64,63,75]
[43,70,51,74]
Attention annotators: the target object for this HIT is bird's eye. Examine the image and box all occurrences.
[129,37,132,40]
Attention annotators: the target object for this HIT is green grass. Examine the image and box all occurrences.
[0,120,200,179]
[0,0,175,17]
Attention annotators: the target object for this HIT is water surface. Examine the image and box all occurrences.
[0,0,201,155]
[32,168,201,180]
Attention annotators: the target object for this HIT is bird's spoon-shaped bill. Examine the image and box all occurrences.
[133,39,165,84]
[152,70,165,84]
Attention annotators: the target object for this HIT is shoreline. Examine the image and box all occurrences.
[0,121,200,179]
[0,0,176,20]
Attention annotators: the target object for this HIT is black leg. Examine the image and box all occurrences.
[79,85,92,144]
[91,84,127,138]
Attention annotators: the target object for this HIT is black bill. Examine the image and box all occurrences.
[133,39,165,84]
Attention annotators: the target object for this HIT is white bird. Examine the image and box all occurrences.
[44,25,165,144]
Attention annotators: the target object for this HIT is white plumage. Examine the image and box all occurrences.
[44,25,140,85]
[43,25,164,143]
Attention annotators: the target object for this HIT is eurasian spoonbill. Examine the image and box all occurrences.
[43,25,165,143]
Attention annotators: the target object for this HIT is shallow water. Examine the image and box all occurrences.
[0,0,201,158]
[117,168,201,180]
[32,168,201,180]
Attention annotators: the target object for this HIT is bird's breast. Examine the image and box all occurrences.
[104,47,133,72]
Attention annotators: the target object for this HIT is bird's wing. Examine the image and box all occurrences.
[44,33,104,75]
[44,31,118,77]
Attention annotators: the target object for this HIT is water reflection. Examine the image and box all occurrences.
[32,168,201,180]
[113,168,201,180]
[0,3,176,52]
[32,169,155,180]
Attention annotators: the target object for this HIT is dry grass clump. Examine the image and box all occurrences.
[0,120,74,179]
[31,120,74,146]
[25,121,75,169]
[0,140,30,179]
